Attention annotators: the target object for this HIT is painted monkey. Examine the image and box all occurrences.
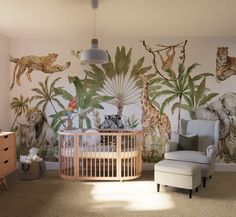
[158,46,176,73]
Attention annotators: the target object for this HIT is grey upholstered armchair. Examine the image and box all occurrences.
[165,119,220,187]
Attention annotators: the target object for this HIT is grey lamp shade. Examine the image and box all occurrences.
[80,38,108,64]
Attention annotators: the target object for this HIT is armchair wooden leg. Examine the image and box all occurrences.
[157,184,160,192]
[209,175,212,179]
[189,190,192,199]
[203,177,206,188]
[195,187,198,192]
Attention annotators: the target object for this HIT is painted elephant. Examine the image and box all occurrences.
[193,92,236,139]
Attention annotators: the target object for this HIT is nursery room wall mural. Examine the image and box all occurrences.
[10,53,71,161]
[8,37,236,165]
[10,53,71,90]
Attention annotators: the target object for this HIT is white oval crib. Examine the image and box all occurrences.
[58,129,142,181]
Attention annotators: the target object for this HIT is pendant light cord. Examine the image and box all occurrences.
[93,8,96,38]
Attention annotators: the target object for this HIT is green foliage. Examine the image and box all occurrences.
[142,135,167,163]
[153,63,215,130]
[10,94,30,131]
[54,76,113,129]
[174,76,218,118]
[84,46,152,116]
[30,76,66,130]
[39,146,58,162]
[11,94,29,115]
[123,114,139,129]
[49,110,68,132]
[30,76,64,111]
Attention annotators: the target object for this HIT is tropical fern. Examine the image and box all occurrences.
[123,113,139,129]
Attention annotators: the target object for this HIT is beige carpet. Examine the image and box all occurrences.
[0,170,235,217]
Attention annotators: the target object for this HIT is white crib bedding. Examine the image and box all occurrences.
[61,144,115,157]
[61,143,136,157]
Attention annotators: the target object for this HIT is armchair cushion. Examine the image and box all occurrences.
[178,134,198,151]
[165,141,178,152]
[164,150,211,164]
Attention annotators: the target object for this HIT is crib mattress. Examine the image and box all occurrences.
[60,146,139,158]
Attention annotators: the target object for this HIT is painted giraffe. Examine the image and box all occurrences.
[141,75,171,139]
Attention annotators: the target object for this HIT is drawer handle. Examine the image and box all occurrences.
[4,135,8,139]
[4,148,9,151]
[4,160,9,164]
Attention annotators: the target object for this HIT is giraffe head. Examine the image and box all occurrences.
[138,73,150,87]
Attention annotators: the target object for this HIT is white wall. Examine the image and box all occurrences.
[0,34,10,130]
[9,36,236,130]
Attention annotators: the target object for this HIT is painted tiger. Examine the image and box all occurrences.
[10,53,71,90]
[216,47,236,82]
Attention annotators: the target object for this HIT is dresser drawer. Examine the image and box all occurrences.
[0,133,15,149]
[0,146,15,163]
[0,158,15,178]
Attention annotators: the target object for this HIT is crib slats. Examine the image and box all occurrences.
[59,129,142,181]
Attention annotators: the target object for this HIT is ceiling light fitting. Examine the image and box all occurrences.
[80,0,108,65]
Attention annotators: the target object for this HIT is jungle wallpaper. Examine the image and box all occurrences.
[9,38,236,164]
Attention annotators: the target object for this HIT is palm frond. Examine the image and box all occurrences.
[50,77,61,93]
[160,95,177,114]
[52,98,65,109]
[35,100,46,110]
[199,93,218,106]
[54,87,73,101]
[195,78,206,106]
[192,73,214,81]
[31,88,45,97]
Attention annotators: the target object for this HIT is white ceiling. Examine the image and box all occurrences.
[0,0,235,38]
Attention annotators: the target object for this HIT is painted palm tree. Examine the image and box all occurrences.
[30,76,66,128]
[10,95,29,131]
[54,76,113,129]
[153,63,214,131]
[174,76,218,118]
[83,46,152,116]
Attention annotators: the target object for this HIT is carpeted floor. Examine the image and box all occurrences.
[0,170,235,217]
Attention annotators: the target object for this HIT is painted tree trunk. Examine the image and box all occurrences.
[49,100,66,128]
[10,114,18,131]
[117,103,123,117]
[177,96,182,133]
[79,115,83,128]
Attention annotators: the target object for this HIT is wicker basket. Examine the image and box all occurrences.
[19,161,45,180]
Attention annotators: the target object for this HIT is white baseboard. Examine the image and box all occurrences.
[44,162,58,170]
[17,162,236,172]
[215,163,236,171]
[142,162,236,172]
[142,163,155,171]
[17,161,59,170]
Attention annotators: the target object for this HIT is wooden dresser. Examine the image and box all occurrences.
[0,132,16,190]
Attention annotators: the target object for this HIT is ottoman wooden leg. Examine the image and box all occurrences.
[189,190,192,199]
[157,184,160,192]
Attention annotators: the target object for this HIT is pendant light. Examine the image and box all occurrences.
[80,0,108,64]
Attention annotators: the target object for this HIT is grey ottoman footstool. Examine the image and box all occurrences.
[154,160,201,198]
